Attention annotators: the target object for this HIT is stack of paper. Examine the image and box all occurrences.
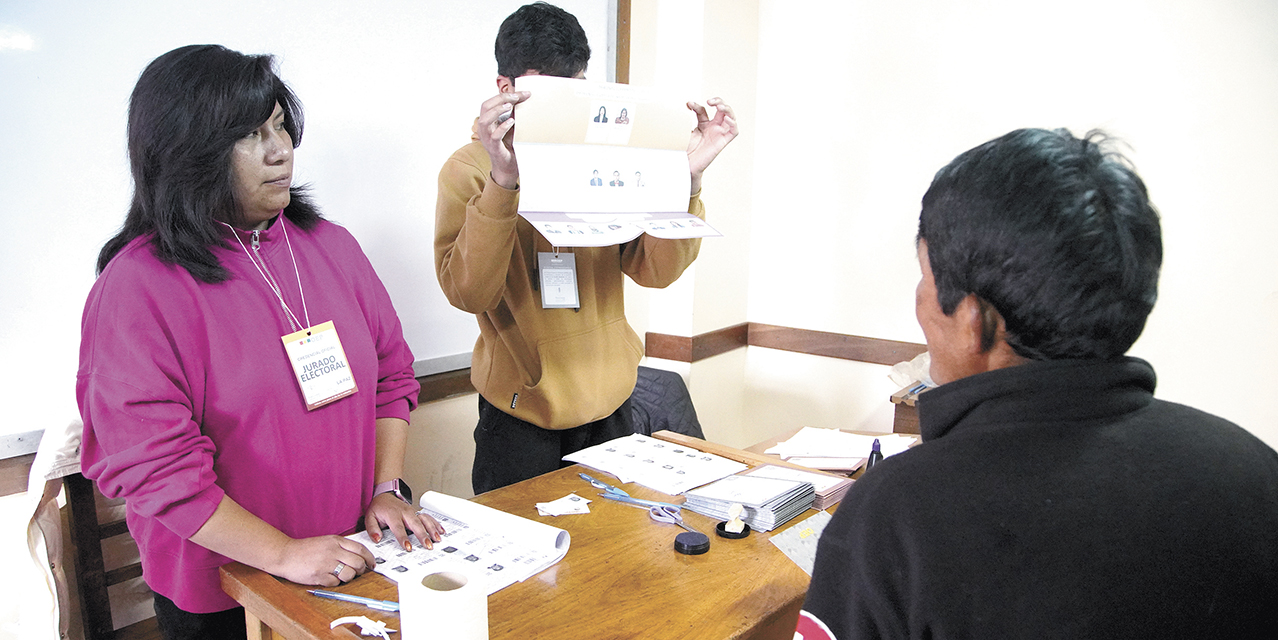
[682,474,815,532]
[743,464,854,511]
[764,428,916,472]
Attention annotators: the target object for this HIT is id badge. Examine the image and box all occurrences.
[281,320,358,410]
[539,251,580,309]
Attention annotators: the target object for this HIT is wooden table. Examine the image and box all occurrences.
[221,436,813,640]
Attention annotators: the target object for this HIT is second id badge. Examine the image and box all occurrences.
[281,320,359,410]
[539,251,580,309]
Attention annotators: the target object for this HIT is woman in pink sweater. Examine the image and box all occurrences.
[77,45,442,639]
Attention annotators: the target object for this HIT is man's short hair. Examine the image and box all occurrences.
[495,2,591,79]
[918,128,1163,361]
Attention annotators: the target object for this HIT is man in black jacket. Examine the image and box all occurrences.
[798,128,1278,640]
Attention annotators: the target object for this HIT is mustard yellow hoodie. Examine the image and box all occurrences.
[434,130,703,430]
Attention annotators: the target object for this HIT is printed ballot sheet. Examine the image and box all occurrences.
[563,433,747,495]
[511,75,722,247]
[348,491,569,596]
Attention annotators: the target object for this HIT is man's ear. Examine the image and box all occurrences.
[957,294,1028,374]
[953,294,989,357]
[496,75,515,93]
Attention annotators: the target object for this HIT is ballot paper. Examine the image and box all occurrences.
[511,75,722,247]
[536,493,592,516]
[769,510,834,576]
[765,428,916,471]
[349,491,569,596]
[563,433,747,495]
[682,474,815,532]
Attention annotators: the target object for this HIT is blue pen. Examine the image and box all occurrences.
[307,589,400,612]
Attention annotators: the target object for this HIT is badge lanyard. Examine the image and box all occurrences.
[224,217,358,410]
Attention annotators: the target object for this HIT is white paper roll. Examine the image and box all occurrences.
[398,570,489,640]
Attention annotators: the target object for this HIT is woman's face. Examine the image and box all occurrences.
[231,102,293,230]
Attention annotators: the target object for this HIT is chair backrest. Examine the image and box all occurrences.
[630,366,704,438]
[64,472,148,640]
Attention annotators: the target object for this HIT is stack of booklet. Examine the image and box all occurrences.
[742,464,854,511]
[682,474,815,532]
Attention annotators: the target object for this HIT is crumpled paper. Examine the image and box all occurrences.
[888,351,934,388]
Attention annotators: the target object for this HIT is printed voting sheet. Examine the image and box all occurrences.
[348,491,569,596]
[511,75,722,247]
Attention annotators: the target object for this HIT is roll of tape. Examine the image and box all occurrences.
[399,570,488,640]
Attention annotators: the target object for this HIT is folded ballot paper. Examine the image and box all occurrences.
[682,474,815,532]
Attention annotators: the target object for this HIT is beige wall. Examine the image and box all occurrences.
[623,0,1278,451]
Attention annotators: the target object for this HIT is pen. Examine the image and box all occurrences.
[307,589,400,612]
[865,438,883,471]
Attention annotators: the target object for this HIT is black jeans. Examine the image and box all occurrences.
[472,394,634,494]
[153,592,247,640]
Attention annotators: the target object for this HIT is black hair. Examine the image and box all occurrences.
[495,2,591,79]
[97,44,321,283]
[918,128,1162,360]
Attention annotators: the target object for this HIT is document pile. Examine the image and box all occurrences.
[764,427,916,472]
[682,474,815,532]
[742,464,853,511]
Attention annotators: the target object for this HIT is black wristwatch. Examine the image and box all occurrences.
[372,478,413,505]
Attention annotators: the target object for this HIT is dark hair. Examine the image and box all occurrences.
[495,2,590,79]
[97,44,320,283]
[918,128,1162,360]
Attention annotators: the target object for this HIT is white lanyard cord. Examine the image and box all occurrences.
[221,217,311,332]
[279,218,312,329]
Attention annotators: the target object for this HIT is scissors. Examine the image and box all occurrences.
[648,505,703,535]
[578,472,683,511]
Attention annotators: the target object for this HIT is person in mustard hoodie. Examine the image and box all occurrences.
[434,2,737,494]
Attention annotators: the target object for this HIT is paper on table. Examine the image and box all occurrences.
[537,493,592,516]
[742,464,849,493]
[765,427,916,460]
[563,433,747,495]
[349,491,569,596]
[769,510,834,576]
[743,464,854,510]
[682,474,815,532]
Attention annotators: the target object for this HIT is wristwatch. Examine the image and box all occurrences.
[372,478,413,505]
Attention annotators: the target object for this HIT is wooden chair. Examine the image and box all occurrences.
[63,472,157,640]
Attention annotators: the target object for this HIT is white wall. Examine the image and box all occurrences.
[749,0,1278,447]
[0,0,612,439]
[624,0,1278,450]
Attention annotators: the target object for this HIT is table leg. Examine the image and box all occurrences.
[244,609,278,640]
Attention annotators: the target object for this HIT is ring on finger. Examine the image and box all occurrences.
[332,562,346,579]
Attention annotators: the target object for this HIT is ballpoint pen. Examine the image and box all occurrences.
[307,589,400,612]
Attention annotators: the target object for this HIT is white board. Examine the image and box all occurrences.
[0,0,615,436]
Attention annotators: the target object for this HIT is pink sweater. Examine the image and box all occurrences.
[77,216,419,612]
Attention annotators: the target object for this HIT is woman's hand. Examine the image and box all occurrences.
[275,535,379,587]
[363,492,446,552]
